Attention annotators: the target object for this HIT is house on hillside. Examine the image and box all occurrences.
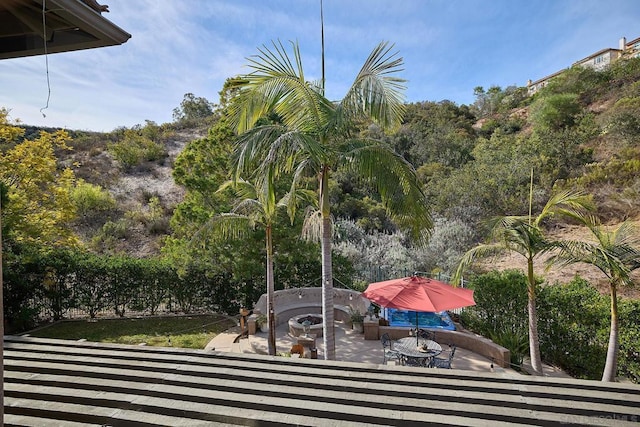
[624,36,640,58]
[573,47,623,71]
[527,35,639,96]
[526,69,565,96]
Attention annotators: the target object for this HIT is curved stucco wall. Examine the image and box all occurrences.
[253,287,369,326]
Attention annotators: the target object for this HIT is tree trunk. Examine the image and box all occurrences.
[527,258,543,375]
[265,225,276,356]
[602,282,619,382]
[319,167,335,360]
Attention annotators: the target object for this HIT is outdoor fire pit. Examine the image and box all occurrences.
[288,314,324,337]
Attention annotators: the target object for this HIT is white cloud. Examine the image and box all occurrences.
[1,0,639,130]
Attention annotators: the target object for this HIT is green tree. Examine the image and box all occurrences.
[172,93,216,125]
[0,108,25,143]
[395,101,476,167]
[170,116,235,236]
[453,190,591,375]
[228,41,432,359]
[550,218,640,381]
[195,174,313,355]
[530,93,582,131]
[0,130,78,247]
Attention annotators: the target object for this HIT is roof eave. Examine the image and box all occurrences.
[0,0,130,60]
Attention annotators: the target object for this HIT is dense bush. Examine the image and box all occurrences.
[459,270,531,367]
[71,179,116,216]
[107,128,167,170]
[537,278,608,379]
[461,270,639,382]
[618,299,640,383]
[1,245,263,331]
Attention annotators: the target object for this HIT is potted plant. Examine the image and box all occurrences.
[349,306,364,333]
[256,314,268,332]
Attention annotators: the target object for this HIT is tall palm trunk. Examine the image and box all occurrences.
[602,283,619,382]
[319,166,335,360]
[265,225,276,355]
[318,0,335,360]
[527,258,543,375]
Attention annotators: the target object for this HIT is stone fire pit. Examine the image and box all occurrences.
[288,314,324,337]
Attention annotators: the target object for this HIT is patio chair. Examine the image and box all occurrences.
[401,354,431,367]
[417,328,436,342]
[431,344,456,369]
[381,333,401,365]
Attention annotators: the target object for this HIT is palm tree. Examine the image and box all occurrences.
[550,217,640,382]
[227,41,431,360]
[453,190,591,375]
[194,171,313,355]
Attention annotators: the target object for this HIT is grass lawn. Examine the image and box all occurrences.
[27,314,237,349]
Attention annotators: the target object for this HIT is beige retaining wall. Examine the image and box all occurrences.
[377,323,511,368]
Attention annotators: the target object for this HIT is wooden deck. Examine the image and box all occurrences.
[4,335,640,426]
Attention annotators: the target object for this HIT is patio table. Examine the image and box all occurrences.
[394,337,442,367]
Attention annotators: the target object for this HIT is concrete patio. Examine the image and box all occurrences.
[209,320,571,378]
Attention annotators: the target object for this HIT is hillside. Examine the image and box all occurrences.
[480,219,640,299]
[5,57,639,296]
[65,126,208,257]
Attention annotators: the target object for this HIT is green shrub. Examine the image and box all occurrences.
[538,277,608,379]
[490,328,529,368]
[71,180,116,216]
[618,299,640,383]
[459,270,530,338]
[571,158,640,188]
[601,96,640,143]
[530,93,582,131]
[107,129,167,170]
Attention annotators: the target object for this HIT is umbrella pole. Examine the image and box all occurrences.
[416,312,419,346]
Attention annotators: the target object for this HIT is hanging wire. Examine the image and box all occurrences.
[40,0,52,117]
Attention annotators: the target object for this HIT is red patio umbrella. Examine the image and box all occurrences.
[363,276,475,344]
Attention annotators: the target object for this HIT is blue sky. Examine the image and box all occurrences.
[1,0,639,132]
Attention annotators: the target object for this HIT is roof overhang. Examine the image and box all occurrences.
[0,0,130,60]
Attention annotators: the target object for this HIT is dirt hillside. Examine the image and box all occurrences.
[479,219,640,299]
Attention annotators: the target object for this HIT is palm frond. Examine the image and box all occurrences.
[536,189,593,226]
[485,216,550,258]
[549,220,640,287]
[217,178,256,200]
[343,140,432,240]
[232,125,286,179]
[229,40,333,134]
[338,41,406,131]
[301,207,324,243]
[191,213,255,246]
[452,243,505,285]
[285,158,318,221]
[263,131,328,174]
